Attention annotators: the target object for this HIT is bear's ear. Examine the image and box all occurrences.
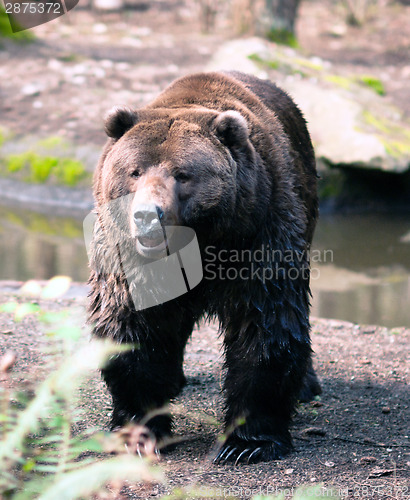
[213,110,249,148]
[104,106,138,139]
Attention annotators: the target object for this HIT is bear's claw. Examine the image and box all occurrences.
[214,435,291,465]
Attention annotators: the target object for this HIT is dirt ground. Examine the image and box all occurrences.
[0,285,408,499]
[1,1,410,498]
[1,0,410,149]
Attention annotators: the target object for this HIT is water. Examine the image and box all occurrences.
[0,205,409,328]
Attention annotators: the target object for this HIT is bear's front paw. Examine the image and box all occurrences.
[213,434,292,465]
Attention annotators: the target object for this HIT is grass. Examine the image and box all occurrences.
[1,152,91,187]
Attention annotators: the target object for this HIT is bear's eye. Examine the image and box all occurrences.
[131,169,140,179]
[176,173,191,184]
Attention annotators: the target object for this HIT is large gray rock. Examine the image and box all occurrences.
[206,38,410,174]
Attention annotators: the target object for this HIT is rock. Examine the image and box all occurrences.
[303,426,326,436]
[92,23,108,34]
[283,80,410,173]
[21,83,43,97]
[205,38,269,79]
[206,38,410,174]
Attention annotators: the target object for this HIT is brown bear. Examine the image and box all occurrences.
[88,71,321,464]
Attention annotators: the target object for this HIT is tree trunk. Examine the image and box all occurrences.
[263,0,301,34]
[231,0,301,43]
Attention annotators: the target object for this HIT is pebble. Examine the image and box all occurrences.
[121,37,143,48]
[21,83,43,96]
[100,59,114,69]
[92,67,106,79]
[93,23,108,34]
[71,76,87,85]
[48,59,63,71]
[71,64,89,76]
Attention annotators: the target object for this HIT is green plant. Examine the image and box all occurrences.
[54,158,88,187]
[266,28,299,48]
[1,151,91,187]
[28,155,59,183]
[0,7,34,43]
[248,53,280,69]
[0,277,163,499]
[358,75,385,96]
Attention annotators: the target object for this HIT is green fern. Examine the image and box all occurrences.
[0,277,163,499]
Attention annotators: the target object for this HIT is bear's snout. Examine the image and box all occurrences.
[133,204,164,237]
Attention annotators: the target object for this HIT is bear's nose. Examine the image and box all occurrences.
[133,204,164,235]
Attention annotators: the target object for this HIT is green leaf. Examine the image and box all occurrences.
[33,464,59,473]
[19,280,43,297]
[0,302,18,313]
[38,456,164,500]
[14,303,40,321]
[53,325,82,341]
[22,458,36,472]
[41,276,72,299]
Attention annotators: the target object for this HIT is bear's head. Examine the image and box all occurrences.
[95,105,259,259]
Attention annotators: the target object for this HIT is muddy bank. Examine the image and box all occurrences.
[0,177,93,218]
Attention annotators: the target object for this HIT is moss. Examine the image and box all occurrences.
[1,151,91,187]
[57,53,79,63]
[266,28,299,48]
[293,57,323,72]
[383,140,410,159]
[361,110,410,160]
[0,7,35,43]
[248,53,280,69]
[358,75,385,96]
[362,110,391,134]
[325,74,352,90]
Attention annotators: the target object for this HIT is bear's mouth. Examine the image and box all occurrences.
[135,227,174,258]
[138,230,164,248]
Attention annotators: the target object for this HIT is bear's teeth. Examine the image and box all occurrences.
[137,233,164,248]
